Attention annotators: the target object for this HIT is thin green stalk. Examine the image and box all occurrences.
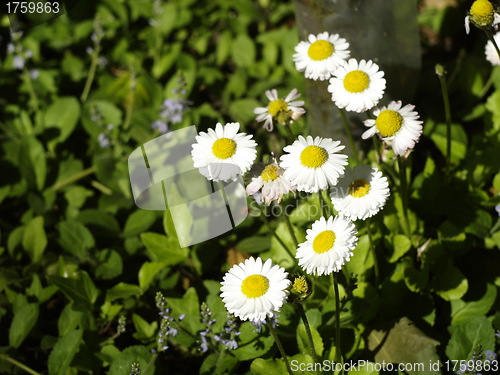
[296,303,319,364]
[397,155,411,235]
[260,209,296,260]
[372,136,382,164]
[0,354,41,375]
[332,273,343,367]
[142,353,158,375]
[436,64,452,173]
[22,67,40,116]
[365,219,379,285]
[51,166,97,191]
[81,45,101,103]
[338,107,358,164]
[267,322,294,375]
[283,204,299,247]
[318,190,329,218]
[123,90,135,131]
[485,28,500,60]
[284,124,296,144]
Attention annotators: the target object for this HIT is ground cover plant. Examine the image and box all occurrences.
[0,0,500,374]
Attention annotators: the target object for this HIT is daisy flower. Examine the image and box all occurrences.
[220,257,290,323]
[246,162,295,205]
[330,165,390,221]
[296,216,358,276]
[465,0,500,34]
[485,32,500,65]
[191,122,257,181]
[293,32,350,81]
[279,135,348,193]
[328,58,386,113]
[362,100,423,156]
[254,89,306,132]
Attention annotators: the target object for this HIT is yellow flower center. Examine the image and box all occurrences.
[268,99,288,117]
[308,40,335,61]
[241,274,269,298]
[212,138,236,159]
[312,230,336,253]
[349,179,371,198]
[375,109,403,137]
[470,0,495,26]
[261,165,280,182]
[300,145,328,168]
[343,70,370,93]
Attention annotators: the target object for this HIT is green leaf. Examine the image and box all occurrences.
[431,263,468,301]
[428,122,468,163]
[58,303,85,336]
[95,249,123,280]
[45,97,81,149]
[106,282,142,302]
[22,216,47,263]
[48,271,99,311]
[138,262,165,291]
[19,137,47,190]
[264,221,305,269]
[58,220,95,260]
[388,234,412,263]
[141,232,188,266]
[446,316,495,360]
[132,313,158,341]
[251,358,288,375]
[200,352,239,375]
[368,317,441,375]
[232,322,274,361]
[346,234,374,276]
[297,323,324,357]
[236,236,270,253]
[9,302,39,348]
[48,329,83,375]
[231,34,256,68]
[451,284,497,324]
[108,346,154,375]
[123,210,157,237]
[165,287,203,337]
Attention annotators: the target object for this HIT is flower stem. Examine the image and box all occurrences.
[51,166,97,191]
[284,124,296,144]
[283,204,299,247]
[296,303,319,364]
[436,64,452,173]
[81,45,101,103]
[260,209,296,260]
[485,28,500,61]
[338,107,359,164]
[0,354,41,375]
[267,322,294,375]
[365,219,379,285]
[22,67,40,116]
[332,273,343,366]
[397,155,411,235]
[318,190,330,218]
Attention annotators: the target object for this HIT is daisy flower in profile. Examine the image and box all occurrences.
[296,216,358,276]
[328,58,386,113]
[254,89,306,132]
[293,32,350,81]
[220,257,290,323]
[280,135,348,193]
[330,165,390,221]
[246,162,295,205]
[485,32,500,65]
[191,122,257,181]
[362,101,423,156]
[465,0,500,34]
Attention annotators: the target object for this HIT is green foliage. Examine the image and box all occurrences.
[1,0,499,373]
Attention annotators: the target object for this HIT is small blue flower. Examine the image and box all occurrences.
[13,55,25,70]
[152,120,168,134]
[98,133,110,148]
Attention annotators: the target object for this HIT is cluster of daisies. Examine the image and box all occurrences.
[190,117,391,323]
[187,28,429,324]
[464,0,500,66]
